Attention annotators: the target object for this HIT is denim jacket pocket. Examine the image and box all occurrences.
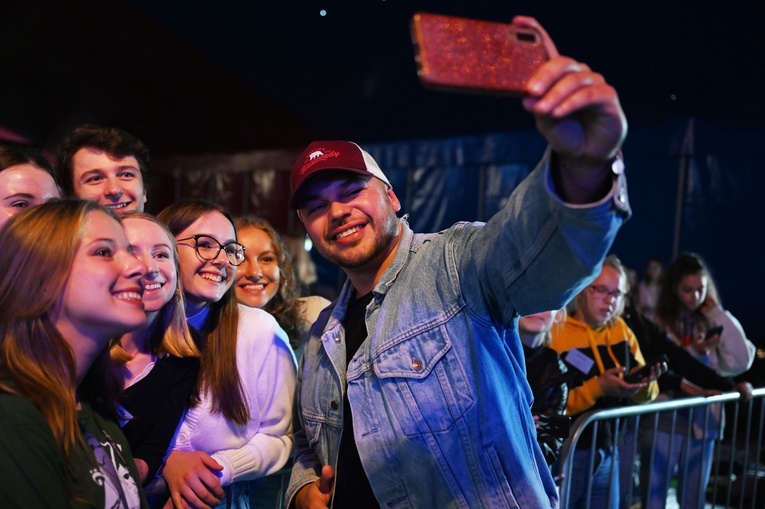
[373,323,475,436]
[299,355,343,455]
[485,443,524,508]
[300,412,323,449]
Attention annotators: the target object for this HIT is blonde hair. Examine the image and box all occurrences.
[544,309,567,347]
[0,200,109,456]
[109,211,200,365]
[571,254,628,326]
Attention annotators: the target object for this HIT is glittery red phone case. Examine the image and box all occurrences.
[411,12,549,96]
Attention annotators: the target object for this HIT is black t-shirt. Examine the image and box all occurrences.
[118,354,200,483]
[331,291,380,509]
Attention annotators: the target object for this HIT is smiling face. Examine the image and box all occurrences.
[298,174,401,276]
[675,273,707,312]
[234,226,281,309]
[123,217,178,316]
[576,265,626,328]
[50,210,147,344]
[175,211,237,312]
[71,147,146,213]
[0,164,60,228]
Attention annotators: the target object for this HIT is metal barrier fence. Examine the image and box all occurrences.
[557,387,765,509]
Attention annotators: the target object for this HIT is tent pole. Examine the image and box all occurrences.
[672,117,694,259]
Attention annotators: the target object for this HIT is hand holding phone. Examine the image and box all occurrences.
[704,325,724,340]
[411,12,626,167]
[624,355,669,384]
[693,325,723,354]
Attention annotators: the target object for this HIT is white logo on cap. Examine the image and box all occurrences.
[308,150,324,160]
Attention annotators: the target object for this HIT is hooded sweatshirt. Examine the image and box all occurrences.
[550,314,658,417]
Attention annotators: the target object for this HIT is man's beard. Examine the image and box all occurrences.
[317,214,399,271]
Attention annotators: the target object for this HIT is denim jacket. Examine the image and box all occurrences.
[287,152,630,508]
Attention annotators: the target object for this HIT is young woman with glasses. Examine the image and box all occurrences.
[157,199,296,509]
[0,200,148,507]
[109,212,201,487]
[549,254,662,509]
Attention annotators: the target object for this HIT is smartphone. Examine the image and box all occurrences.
[624,354,669,384]
[704,325,724,340]
[410,12,550,96]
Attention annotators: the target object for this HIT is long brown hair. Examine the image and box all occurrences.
[158,199,248,425]
[109,211,200,364]
[234,215,303,349]
[654,252,720,339]
[0,200,112,455]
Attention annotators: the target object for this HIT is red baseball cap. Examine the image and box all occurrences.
[289,140,391,210]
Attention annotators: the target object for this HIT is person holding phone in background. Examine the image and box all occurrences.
[619,271,753,509]
[549,255,662,509]
[639,253,756,509]
[654,253,755,376]
[287,15,630,509]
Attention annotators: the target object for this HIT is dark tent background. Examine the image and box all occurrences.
[2,1,764,340]
[150,118,765,342]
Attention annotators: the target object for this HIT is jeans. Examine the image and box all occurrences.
[213,481,251,509]
[149,480,266,509]
[641,430,715,509]
[561,446,619,509]
[248,471,288,509]
[618,427,640,509]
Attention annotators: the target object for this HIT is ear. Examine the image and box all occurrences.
[386,187,401,213]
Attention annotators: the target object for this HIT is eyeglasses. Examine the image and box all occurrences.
[588,285,626,300]
[177,235,246,266]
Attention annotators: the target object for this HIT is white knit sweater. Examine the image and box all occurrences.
[173,304,297,486]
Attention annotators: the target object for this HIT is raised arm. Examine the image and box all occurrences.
[702,300,756,377]
[515,16,627,204]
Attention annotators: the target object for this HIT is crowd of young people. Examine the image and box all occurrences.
[0,128,308,508]
[0,14,758,509]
